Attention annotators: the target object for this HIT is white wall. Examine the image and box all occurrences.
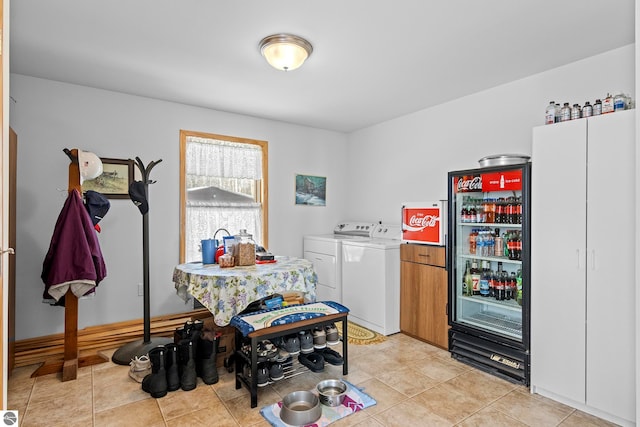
[9,75,349,339]
[9,44,635,340]
[346,44,635,224]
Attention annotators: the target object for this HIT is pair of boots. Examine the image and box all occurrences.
[141,321,220,398]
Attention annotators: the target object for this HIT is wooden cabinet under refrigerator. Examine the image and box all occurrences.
[400,244,448,349]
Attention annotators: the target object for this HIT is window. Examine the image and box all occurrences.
[179,130,268,263]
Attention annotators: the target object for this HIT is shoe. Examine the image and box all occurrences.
[312,327,327,349]
[129,354,151,383]
[271,348,290,363]
[197,333,220,385]
[257,363,269,387]
[178,340,197,391]
[299,330,314,354]
[141,346,168,398]
[298,352,325,373]
[319,347,344,366]
[283,334,300,356]
[256,340,279,362]
[165,343,180,391]
[325,323,340,346]
[269,362,284,381]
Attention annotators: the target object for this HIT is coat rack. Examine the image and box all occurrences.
[111,157,172,365]
[32,148,109,381]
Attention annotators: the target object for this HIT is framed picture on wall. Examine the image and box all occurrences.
[81,158,134,199]
[295,174,326,206]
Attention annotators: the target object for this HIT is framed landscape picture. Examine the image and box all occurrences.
[295,174,326,206]
[81,158,134,199]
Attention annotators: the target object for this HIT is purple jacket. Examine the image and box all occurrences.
[41,189,107,302]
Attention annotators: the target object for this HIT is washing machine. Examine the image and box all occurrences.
[303,222,375,303]
[342,224,402,336]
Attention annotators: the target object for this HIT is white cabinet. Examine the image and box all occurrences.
[530,110,635,426]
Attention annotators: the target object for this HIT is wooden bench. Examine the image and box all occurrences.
[232,305,348,408]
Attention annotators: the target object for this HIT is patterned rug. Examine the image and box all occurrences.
[335,321,386,345]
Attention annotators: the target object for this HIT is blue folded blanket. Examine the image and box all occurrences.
[230,301,349,336]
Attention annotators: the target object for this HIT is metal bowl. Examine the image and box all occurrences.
[478,154,531,167]
[317,379,347,407]
[280,390,322,426]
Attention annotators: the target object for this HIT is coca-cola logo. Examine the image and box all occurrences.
[408,215,439,228]
[457,176,482,192]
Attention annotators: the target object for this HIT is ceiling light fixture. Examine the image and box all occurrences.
[259,33,313,71]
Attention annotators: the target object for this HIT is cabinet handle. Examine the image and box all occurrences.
[576,249,582,269]
[418,254,430,257]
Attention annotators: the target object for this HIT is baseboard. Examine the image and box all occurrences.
[13,309,212,368]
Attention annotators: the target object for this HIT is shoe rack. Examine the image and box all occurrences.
[234,312,349,408]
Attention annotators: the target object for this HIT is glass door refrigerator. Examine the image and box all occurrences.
[447,162,531,385]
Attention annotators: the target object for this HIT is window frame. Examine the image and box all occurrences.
[179,130,269,263]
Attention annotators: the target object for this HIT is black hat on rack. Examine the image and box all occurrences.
[129,181,148,215]
[84,190,110,226]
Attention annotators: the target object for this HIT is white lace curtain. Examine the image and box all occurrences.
[185,137,263,262]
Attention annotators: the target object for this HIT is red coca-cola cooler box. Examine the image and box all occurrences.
[401,201,447,246]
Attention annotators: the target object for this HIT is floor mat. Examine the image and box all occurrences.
[260,380,376,427]
[335,321,386,345]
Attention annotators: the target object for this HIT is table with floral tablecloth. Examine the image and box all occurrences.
[172,256,318,326]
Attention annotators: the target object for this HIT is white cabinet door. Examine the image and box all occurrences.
[585,110,635,422]
[531,119,587,403]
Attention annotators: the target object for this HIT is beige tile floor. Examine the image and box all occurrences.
[8,333,617,427]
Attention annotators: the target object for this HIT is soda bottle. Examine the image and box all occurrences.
[516,196,523,224]
[463,260,473,296]
[495,271,505,301]
[479,270,490,297]
[469,200,477,223]
[477,230,485,257]
[494,228,503,257]
[516,232,522,261]
[468,229,477,255]
[486,228,495,257]
[471,260,481,296]
[489,269,496,298]
[507,272,517,300]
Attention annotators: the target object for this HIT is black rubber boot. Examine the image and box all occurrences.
[165,343,180,392]
[141,346,168,398]
[178,339,197,391]
[197,334,219,385]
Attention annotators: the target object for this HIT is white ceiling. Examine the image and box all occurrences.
[9,1,635,133]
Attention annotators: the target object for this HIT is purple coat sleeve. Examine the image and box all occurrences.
[41,190,107,300]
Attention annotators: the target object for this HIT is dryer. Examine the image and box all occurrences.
[303,222,375,303]
[342,224,402,335]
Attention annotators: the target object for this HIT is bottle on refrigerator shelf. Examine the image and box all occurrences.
[468,228,477,255]
[495,263,505,301]
[463,260,473,296]
[516,196,523,224]
[479,267,490,297]
[471,260,481,296]
[583,101,593,117]
[494,228,503,257]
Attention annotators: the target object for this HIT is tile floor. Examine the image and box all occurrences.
[8,333,617,427]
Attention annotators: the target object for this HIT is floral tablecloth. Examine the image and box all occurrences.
[173,256,317,326]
